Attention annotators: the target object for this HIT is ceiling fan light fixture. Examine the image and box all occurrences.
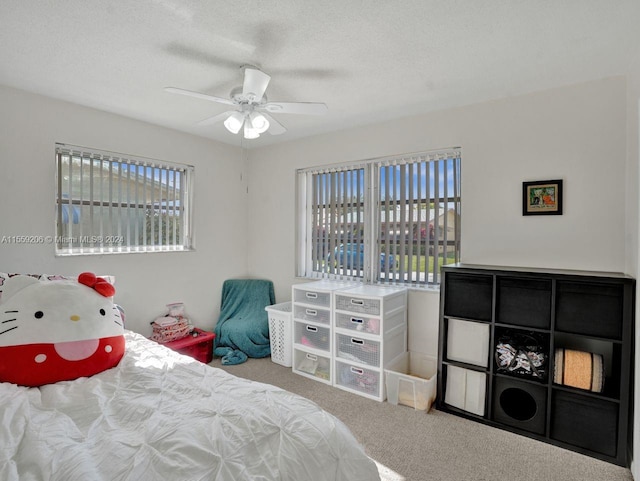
[249,111,270,133]
[223,111,244,134]
[243,122,260,139]
[166,66,327,140]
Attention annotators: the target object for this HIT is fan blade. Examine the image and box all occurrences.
[261,113,287,135]
[197,111,236,126]
[164,87,235,106]
[261,101,327,115]
[242,68,271,103]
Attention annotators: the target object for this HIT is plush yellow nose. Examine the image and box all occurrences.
[70,315,80,322]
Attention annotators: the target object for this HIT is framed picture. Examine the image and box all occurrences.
[522,179,563,216]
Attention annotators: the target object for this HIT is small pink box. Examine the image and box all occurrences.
[163,328,215,363]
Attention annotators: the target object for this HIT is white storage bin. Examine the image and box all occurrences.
[444,365,487,416]
[385,352,437,411]
[446,318,490,367]
[265,302,293,367]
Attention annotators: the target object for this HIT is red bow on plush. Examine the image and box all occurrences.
[78,272,115,298]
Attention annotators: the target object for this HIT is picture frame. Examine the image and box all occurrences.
[522,179,563,216]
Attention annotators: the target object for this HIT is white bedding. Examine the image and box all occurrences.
[0,330,380,481]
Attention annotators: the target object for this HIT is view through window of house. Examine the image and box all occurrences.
[297,149,461,286]
[55,144,194,255]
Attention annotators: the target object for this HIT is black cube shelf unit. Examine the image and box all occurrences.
[436,263,634,466]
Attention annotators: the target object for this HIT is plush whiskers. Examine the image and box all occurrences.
[1,310,18,335]
[112,306,123,327]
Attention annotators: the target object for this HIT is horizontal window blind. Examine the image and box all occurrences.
[55,144,194,255]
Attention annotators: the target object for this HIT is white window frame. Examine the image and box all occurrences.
[296,148,461,287]
[55,143,194,256]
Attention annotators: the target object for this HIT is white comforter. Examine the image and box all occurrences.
[0,331,380,481]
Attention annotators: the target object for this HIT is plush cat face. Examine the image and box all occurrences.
[0,273,125,386]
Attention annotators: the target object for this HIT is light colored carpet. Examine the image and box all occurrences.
[210,357,633,481]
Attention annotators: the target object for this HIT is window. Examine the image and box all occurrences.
[55,144,194,255]
[297,148,460,286]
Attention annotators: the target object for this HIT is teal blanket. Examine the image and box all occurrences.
[213,279,275,364]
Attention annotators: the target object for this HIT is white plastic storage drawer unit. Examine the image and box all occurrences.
[333,284,407,401]
[291,280,357,385]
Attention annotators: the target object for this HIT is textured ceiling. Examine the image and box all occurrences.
[1,1,639,148]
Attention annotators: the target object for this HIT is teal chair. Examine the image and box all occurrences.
[213,279,275,365]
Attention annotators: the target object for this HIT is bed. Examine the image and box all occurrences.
[0,330,380,481]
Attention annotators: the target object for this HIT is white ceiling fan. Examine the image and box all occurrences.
[165,65,328,139]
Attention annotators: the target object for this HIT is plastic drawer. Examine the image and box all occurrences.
[294,321,330,352]
[335,312,381,335]
[335,332,381,366]
[335,293,381,315]
[294,288,331,308]
[293,348,331,383]
[335,359,381,398]
[293,304,331,325]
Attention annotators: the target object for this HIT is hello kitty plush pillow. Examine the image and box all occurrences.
[0,272,125,386]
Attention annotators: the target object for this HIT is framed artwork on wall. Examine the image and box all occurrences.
[522,179,563,216]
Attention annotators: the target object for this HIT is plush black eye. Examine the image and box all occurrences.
[99,309,106,316]
[34,311,44,319]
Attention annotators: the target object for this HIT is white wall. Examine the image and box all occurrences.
[626,55,640,478]
[247,76,629,359]
[0,85,248,334]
